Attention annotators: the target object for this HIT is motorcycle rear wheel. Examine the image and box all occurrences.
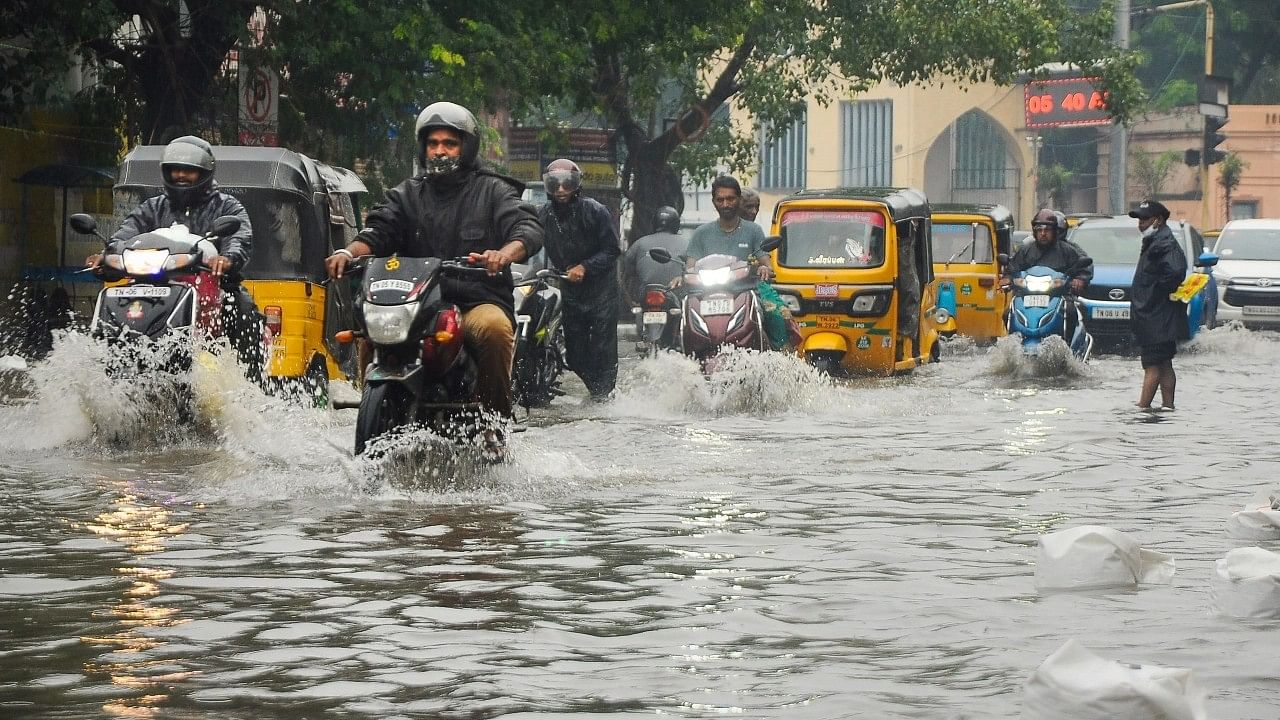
[355,382,410,456]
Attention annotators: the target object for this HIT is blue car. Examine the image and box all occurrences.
[1067,216,1219,350]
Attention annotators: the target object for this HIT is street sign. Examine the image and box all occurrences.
[238,65,278,146]
[1197,74,1230,119]
[1024,77,1112,129]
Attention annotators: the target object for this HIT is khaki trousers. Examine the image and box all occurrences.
[462,303,515,418]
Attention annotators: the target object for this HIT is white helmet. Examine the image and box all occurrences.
[415,101,480,176]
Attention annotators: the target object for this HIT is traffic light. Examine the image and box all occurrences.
[1184,148,1201,167]
[1203,115,1228,165]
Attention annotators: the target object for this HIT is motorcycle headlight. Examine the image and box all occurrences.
[163,253,197,271]
[363,303,420,345]
[122,248,170,275]
[698,267,732,286]
[1024,275,1054,293]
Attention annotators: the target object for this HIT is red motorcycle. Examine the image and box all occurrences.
[649,241,779,365]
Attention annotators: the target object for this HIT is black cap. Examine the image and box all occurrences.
[1128,199,1170,220]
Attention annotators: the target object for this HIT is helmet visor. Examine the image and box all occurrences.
[543,169,581,194]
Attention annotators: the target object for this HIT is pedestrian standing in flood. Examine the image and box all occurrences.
[1128,199,1187,411]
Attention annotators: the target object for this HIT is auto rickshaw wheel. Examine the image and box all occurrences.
[303,357,330,409]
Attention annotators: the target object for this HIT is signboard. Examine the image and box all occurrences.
[238,65,279,146]
[1024,77,1111,129]
[506,128,617,187]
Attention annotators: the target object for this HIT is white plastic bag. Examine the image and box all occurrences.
[1024,639,1207,720]
[1226,491,1280,540]
[1035,525,1175,591]
[1211,546,1280,619]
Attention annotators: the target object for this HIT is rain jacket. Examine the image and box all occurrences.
[111,183,253,277]
[1130,224,1188,346]
[537,196,620,304]
[358,167,543,318]
[1007,238,1094,284]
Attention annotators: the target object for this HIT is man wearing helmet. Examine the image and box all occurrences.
[88,135,262,379]
[537,158,621,401]
[623,205,688,304]
[326,102,543,428]
[1004,209,1093,292]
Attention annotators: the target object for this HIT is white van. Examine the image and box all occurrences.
[1213,219,1280,328]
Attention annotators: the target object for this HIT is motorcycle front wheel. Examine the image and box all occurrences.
[354,382,411,456]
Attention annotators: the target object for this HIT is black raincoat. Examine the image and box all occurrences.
[112,183,253,277]
[1130,224,1188,346]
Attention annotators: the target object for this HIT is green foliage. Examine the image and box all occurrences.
[1036,164,1075,209]
[1151,79,1197,111]
[1129,148,1182,199]
[1219,151,1248,192]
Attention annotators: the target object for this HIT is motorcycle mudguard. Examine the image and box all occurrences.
[803,331,848,354]
[366,364,424,394]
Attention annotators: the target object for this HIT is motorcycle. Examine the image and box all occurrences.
[631,282,680,358]
[70,212,245,378]
[1005,264,1094,361]
[339,255,499,457]
[511,265,567,408]
[648,247,774,365]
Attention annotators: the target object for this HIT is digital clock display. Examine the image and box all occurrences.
[1024,77,1112,128]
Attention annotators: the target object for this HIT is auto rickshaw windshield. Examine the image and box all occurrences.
[778,210,886,269]
[932,223,993,263]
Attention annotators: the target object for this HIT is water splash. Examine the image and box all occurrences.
[987,334,1089,379]
[611,346,836,417]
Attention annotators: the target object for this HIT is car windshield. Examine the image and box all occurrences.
[778,210,886,268]
[932,222,993,263]
[1214,227,1280,261]
[1067,225,1142,265]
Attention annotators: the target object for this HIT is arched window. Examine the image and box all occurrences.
[953,111,1010,190]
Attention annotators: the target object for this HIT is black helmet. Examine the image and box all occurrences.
[654,205,680,234]
[415,101,480,176]
[543,158,582,201]
[1031,208,1068,242]
[160,135,215,210]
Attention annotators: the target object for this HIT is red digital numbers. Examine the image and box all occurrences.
[1025,78,1111,128]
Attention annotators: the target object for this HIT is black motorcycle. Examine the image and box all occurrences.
[631,282,680,357]
[348,255,499,456]
[511,266,566,408]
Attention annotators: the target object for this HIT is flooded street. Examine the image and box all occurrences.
[2,326,1279,719]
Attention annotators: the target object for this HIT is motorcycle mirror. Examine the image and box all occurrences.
[997,252,1010,266]
[69,213,99,235]
[211,215,242,238]
[649,248,673,264]
[761,235,782,253]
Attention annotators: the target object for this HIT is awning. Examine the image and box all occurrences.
[15,164,116,188]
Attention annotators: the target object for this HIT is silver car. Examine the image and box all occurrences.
[1213,219,1280,328]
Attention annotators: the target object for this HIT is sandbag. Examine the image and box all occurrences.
[1034,525,1175,591]
[1211,546,1280,619]
[1226,491,1280,540]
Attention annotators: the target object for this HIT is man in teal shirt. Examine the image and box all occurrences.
[686,175,772,281]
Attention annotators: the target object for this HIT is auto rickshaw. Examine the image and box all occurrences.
[929,203,1014,343]
[114,146,367,404]
[768,187,944,376]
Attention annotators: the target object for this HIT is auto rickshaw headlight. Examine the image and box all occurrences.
[849,292,888,315]
[363,302,419,345]
[934,307,951,324]
[779,293,802,315]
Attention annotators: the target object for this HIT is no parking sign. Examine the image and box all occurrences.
[238,65,278,146]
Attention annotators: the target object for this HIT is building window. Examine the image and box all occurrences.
[841,100,892,186]
[1231,200,1258,221]
[953,110,1011,190]
[759,113,807,190]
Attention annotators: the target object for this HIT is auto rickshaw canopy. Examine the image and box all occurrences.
[930,202,1014,258]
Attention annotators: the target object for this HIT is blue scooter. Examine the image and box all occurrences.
[1005,264,1093,361]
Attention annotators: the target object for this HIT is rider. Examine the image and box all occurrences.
[537,158,621,400]
[325,102,542,437]
[88,135,263,379]
[622,205,687,305]
[1003,208,1094,340]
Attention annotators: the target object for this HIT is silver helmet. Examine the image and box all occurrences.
[160,136,216,209]
[415,102,480,176]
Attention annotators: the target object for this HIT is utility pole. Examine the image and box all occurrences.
[1108,0,1129,215]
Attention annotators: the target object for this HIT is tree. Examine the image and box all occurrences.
[1129,148,1182,199]
[0,0,259,143]
[1036,164,1075,210]
[519,0,1142,238]
[1219,151,1249,222]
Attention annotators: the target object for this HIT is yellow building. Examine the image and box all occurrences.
[743,81,1041,229]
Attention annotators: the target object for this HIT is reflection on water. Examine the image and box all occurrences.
[1,326,1280,718]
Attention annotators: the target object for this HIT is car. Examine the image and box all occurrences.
[1066,216,1219,350]
[1211,219,1280,329]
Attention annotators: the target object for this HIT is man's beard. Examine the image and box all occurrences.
[717,207,738,221]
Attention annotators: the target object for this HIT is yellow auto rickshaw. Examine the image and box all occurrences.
[930,203,1014,343]
[114,146,367,404]
[769,187,944,376]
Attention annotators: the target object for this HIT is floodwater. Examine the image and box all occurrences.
[2,325,1279,719]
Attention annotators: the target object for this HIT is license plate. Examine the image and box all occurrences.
[815,283,839,298]
[1022,295,1050,308]
[106,286,170,298]
[1242,306,1280,316]
[642,311,667,325]
[817,315,841,329]
[700,298,733,316]
[370,279,414,293]
[1093,307,1130,319]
